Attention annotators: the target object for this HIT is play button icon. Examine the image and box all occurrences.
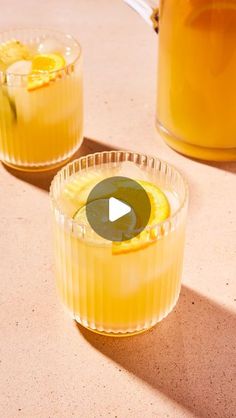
[109,197,131,222]
[86,176,151,242]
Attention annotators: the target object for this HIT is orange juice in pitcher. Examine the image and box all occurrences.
[125,0,236,161]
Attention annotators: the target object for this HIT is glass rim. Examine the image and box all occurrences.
[49,150,189,240]
[0,27,82,78]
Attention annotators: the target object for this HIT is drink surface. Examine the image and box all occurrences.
[0,31,83,169]
[53,161,185,335]
[157,0,236,160]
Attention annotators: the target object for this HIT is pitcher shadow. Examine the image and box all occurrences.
[205,160,236,174]
[2,137,116,191]
[77,286,236,418]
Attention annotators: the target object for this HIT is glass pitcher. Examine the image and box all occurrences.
[124,0,236,161]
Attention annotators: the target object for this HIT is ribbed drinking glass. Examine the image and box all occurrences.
[0,29,83,171]
[50,151,188,336]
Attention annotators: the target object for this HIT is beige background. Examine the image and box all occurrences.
[0,1,236,417]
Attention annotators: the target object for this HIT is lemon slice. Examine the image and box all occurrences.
[0,40,31,71]
[28,53,66,91]
[63,173,170,253]
[112,181,170,255]
[62,172,105,215]
[73,198,137,243]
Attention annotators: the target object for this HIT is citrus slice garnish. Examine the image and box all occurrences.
[28,53,66,91]
[64,173,170,254]
[73,199,137,241]
[0,40,31,71]
[112,181,170,255]
[62,172,105,215]
[31,53,65,72]
[138,180,170,225]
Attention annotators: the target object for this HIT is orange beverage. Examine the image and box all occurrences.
[157,0,236,161]
[0,29,83,171]
[50,151,188,336]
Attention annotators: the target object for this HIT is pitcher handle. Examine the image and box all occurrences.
[123,0,159,33]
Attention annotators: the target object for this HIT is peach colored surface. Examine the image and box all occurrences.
[0,1,236,417]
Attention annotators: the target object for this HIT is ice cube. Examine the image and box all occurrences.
[118,161,150,181]
[6,60,32,87]
[37,38,65,55]
[7,60,32,75]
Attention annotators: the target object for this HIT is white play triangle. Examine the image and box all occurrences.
[108,197,131,222]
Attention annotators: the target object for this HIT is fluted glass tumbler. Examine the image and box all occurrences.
[50,151,188,336]
[0,29,83,171]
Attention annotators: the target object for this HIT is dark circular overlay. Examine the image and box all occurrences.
[86,176,151,242]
